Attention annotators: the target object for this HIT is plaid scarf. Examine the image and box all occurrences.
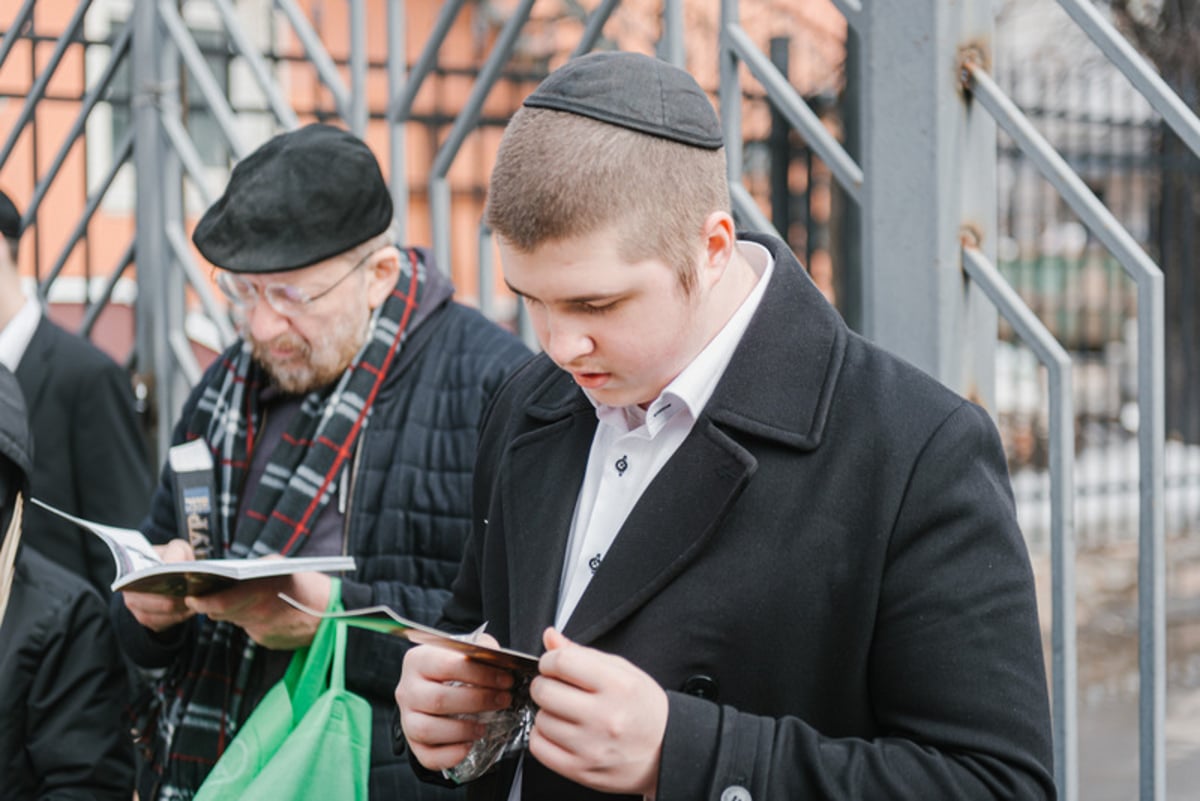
[138,251,426,800]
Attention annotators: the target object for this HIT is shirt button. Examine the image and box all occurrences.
[720,786,752,801]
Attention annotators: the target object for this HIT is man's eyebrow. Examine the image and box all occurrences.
[503,280,620,305]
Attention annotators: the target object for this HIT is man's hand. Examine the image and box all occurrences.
[395,637,515,771]
[529,627,667,799]
[184,567,332,650]
[121,539,196,632]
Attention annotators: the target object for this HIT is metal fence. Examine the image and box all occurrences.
[993,56,1200,551]
[1,2,1195,800]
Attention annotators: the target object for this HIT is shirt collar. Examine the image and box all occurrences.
[0,293,42,372]
[593,239,775,437]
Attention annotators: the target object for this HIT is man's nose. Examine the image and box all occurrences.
[244,297,291,342]
[541,314,595,367]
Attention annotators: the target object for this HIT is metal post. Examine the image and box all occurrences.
[386,1,407,238]
[158,2,189,461]
[348,0,367,137]
[661,0,684,68]
[768,37,790,238]
[859,1,996,404]
[132,0,173,462]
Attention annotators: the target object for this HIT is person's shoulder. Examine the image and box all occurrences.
[486,352,569,415]
[843,329,966,408]
[830,328,998,449]
[35,317,125,377]
[14,545,105,619]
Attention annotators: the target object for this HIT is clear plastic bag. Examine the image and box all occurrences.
[442,672,536,784]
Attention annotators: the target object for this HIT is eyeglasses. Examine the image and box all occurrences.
[214,247,384,317]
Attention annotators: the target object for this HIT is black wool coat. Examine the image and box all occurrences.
[438,232,1057,801]
[15,315,153,594]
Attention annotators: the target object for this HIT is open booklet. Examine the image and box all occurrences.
[30,498,355,596]
[277,593,538,676]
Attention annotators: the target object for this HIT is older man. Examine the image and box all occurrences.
[113,123,530,800]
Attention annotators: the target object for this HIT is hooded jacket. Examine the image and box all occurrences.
[0,365,136,800]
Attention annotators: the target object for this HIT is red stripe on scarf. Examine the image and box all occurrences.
[279,250,422,554]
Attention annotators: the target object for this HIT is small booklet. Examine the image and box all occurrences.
[277,593,539,676]
[29,498,355,596]
[279,594,538,784]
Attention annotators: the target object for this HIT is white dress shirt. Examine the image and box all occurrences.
[0,294,42,372]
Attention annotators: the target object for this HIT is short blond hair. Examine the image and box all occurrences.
[485,107,730,294]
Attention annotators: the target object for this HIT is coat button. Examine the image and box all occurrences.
[680,674,719,701]
[720,785,752,801]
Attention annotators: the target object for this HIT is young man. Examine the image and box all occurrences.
[0,365,136,800]
[0,189,152,595]
[113,123,530,800]
[396,52,1056,800]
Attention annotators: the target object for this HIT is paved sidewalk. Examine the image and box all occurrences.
[1079,684,1200,801]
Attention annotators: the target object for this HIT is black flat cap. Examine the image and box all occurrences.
[0,190,20,240]
[523,51,724,150]
[193,123,393,273]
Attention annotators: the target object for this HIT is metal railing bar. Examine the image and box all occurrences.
[0,0,36,72]
[22,16,134,228]
[165,222,236,347]
[726,23,863,202]
[478,223,495,321]
[274,0,351,122]
[158,0,248,160]
[390,0,469,118]
[37,127,134,298]
[964,58,1166,801]
[430,0,537,275]
[719,0,743,184]
[570,0,620,58]
[962,244,1078,801]
[662,0,684,68]
[159,112,215,210]
[385,1,407,239]
[348,0,367,136]
[169,329,204,388]
[964,65,1159,305]
[1055,0,1200,162]
[730,182,780,238]
[0,0,94,167]
[79,240,134,339]
[211,0,299,130]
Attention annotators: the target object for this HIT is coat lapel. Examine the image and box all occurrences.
[13,318,54,410]
[562,418,756,644]
[503,391,596,654]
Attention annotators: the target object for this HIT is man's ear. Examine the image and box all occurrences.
[364,246,402,309]
[699,211,736,287]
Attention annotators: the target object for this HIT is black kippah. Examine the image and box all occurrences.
[193,123,393,273]
[523,52,724,150]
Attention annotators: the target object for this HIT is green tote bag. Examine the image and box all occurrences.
[195,580,371,801]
